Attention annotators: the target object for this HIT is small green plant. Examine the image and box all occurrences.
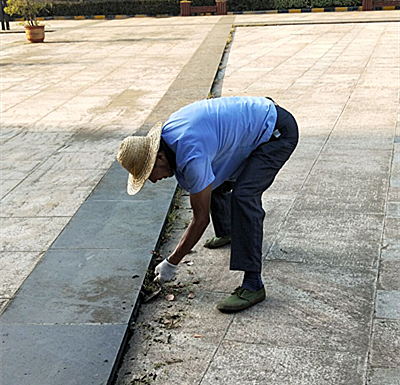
[4,0,51,26]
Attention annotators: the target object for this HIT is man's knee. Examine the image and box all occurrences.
[231,188,261,209]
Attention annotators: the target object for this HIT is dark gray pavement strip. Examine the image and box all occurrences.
[0,324,126,385]
[50,188,176,250]
[0,16,234,385]
[0,248,150,325]
[88,160,171,202]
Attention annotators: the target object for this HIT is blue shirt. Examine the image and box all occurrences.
[161,97,277,194]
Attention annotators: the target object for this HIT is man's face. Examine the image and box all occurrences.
[148,152,174,183]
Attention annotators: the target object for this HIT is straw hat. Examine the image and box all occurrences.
[117,122,163,195]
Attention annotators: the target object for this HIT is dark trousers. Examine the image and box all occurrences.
[210,105,299,273]
[1,0,10,31]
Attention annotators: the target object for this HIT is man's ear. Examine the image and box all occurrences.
[157,150,170,169]
[156,150,164,161]
[157,150,167,162]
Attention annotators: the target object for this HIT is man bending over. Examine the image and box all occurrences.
[117,96,298,312]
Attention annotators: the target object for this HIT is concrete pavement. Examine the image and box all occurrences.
[1,15,234,385]
[115,12,399,385]
[0,16,223,310]
[1,10,399,385]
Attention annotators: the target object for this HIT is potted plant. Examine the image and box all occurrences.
[4,0,50,42]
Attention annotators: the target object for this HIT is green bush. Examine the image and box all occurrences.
[272,0,306,9]
[5,0,51,24]
[227,0,274,11]
[49,0,180,16]
[37,0,361,18]
[191,0,216,6]
[226,0,360,10]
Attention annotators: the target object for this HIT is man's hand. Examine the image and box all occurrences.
[154,258,178,285]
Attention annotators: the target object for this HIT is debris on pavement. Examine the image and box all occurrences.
[165,293,175,302]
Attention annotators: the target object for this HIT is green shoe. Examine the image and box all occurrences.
[217,286,266,313]
[203,235,231,249]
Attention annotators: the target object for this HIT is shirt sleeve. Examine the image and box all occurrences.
[182,156,215,194]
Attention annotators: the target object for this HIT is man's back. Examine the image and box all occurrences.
[162,97,278,193]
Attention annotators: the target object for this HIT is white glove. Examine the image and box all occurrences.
[154,258,178,285]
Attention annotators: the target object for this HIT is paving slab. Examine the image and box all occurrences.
[88,160,175,202]
[0,160,41,180]
[370,319,400,367]
[261,195,297,252]
[291,149,391,214]
[334,110,398,132]
[178,242,242,293]
[0,180,21,200]
[200,341,365,385]
[387,202,400,218]
[0,252,44,298]
[1,217,71,252]
[0,248,150,325]
[382,217,400,261]
[324,133,395,151]
[379,260,400,291]
[0,132,73,162]
[51,190,174,250]
[116,290,234,385]
[0,169,106,217]
[367,368,400,385]
[226,261,375,354]
[375,290,400,319]
[121,331,219,385]
[0,300,9,315]
[268,210,383,268]
[0,324,126,385]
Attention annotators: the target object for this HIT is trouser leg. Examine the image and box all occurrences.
[230,106,299,272]
[210,181,234,237]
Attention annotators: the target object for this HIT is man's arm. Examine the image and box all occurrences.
[167,184,212,265]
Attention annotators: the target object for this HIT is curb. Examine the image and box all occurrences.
[227,5,399,13]
[11,14,172,21]
[9,6,400,21]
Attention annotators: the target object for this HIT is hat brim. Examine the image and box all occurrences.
[127,122,163,195]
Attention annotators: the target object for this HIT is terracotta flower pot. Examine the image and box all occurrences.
[24,25,45,43]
